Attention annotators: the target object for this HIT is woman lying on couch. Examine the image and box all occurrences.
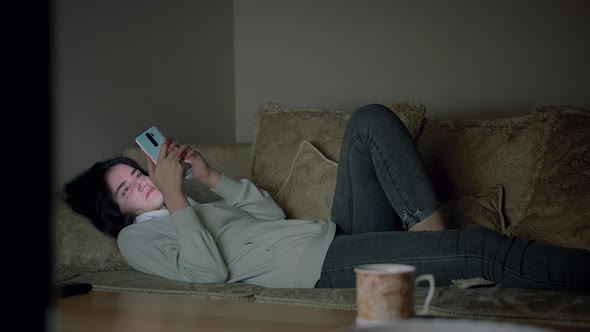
[64,104,589,291]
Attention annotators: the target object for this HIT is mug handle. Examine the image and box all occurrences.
[415,274,435,315]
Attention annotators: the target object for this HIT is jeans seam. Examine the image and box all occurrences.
[340,135,357,234]
[367,134,415,213]
[341,132,418,231]
[322,255,578,288]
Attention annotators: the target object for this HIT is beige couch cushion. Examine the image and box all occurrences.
[251,101,427,198]
[417,112,555,227]
[70,270,262,301]
[440,186,506,233]
[276,140,338,221]
[52,191,131,282]
[509,106,590,248]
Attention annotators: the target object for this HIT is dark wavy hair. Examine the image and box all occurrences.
[64,156,149,238]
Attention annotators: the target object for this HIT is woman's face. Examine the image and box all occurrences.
[106,164,164,215]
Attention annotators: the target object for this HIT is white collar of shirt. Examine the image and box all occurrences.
[134,196,197,224]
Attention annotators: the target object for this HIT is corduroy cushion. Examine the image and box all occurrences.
[251,101,427,198]
[508,106,590,248]
[417,112,555,227]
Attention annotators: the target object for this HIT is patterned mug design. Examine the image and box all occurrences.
[355,264,435,326]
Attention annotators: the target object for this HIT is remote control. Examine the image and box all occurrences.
[53,282,92,298]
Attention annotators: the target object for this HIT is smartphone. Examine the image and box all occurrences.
[135,126,192,178]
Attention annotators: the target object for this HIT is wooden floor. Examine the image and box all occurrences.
[50,290,588,332]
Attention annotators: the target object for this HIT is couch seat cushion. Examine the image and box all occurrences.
[254,284,590,327]
[68,271,590,327]
[69,270,262,301]
[254,287,356,310]
[426,285,590,327]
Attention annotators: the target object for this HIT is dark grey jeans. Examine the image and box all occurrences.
[316,104,590,292]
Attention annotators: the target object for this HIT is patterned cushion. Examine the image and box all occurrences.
[276,140,338,221]
[509,106,590,248]
[251,101,426,198]
[417,112,555,227]
[69,270,262,301]
[440,186,506,234]
[52,190,131,282]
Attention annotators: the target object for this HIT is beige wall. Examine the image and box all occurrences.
[54,0,590,186]
[234,0,590,142]
[53,0,235,187]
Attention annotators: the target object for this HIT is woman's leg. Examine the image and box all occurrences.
[331,103,446,234]
[315,226,590,292]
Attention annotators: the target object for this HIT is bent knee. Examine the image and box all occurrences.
[350,103,405,130]
[352,103,393,120]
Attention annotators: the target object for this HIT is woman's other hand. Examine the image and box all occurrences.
[166,138,222,189]
[146,140,185,197]
[145,139,190,213]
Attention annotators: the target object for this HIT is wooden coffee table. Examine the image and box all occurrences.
[50,290,587,332]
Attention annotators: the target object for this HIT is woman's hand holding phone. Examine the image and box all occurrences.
[165,138,222,189]
[135,126,192,178]
[146,139,186,198]
[145,139,191,214]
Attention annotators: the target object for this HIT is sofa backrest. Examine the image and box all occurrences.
[417,106,589,249]
[417,112,555,226]
[52,102,589,283]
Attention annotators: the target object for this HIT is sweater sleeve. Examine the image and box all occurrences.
[117,206,228,283]
[211,174,286,221]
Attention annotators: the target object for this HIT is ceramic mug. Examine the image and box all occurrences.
[354,263,435,326]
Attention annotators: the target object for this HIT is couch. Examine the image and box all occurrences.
[52,101,590,327]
